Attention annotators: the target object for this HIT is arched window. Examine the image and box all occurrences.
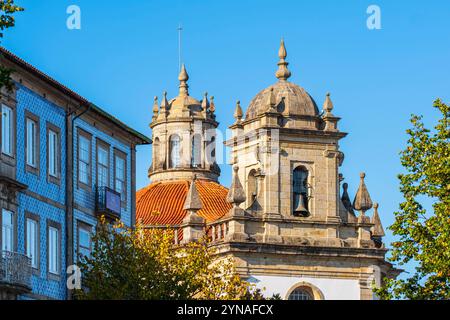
[247,169,258,205]
[204,136,216,166]
[288,287,314,300]
[210,136,216,159]
[153,137,160,169]
[191,134,202,167]
[169,135,181,168]
[293,166,309,216]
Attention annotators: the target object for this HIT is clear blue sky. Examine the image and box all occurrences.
[4,0,450,276]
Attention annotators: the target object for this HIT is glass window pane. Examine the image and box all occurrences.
[48,226,58,274]
[79,136,90,161]
[49,130,58,177]
[97,146,109,187]
[116,157,124,179]
[2,209,14,252]
[79,136,90,184]
[26,119,37,167]
[78,227,91,259]
[191,135,201,167]
[98,147,107,165]
[170,135,180,168]
[26,219,38,268]
[98,166,107,186]
[79,162,88,184]
[115,156,126,200]
[1,105,12,155]
[288,288,313,300]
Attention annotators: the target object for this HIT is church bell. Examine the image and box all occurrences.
[294,193,309,216]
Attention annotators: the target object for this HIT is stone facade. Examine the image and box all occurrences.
[137,40,399,300]
[180,40,399,299]
[148,64,220,183]
[214,41,400,299]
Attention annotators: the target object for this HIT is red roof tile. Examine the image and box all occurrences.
[136,179,231,226]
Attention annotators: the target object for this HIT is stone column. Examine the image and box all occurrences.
[323,149,341,223]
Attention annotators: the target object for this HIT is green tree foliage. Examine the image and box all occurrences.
[375,99,450,299]
[0,0,24,91]
[75,217,265,300]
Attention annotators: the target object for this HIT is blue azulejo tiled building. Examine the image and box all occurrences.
[0,47,150,300]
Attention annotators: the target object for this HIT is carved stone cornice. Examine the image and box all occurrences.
[0,175,27,204]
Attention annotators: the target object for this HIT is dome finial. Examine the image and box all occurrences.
[371,202,385,238]
[178,63,189,96]
[266,87,277,112]
[202,92,209,117]
[233,100,243,124]
[353,172,373,217]
[160,91,169,116]
[209,95,216,113]
[152,96,159,120]
[323,92,334,115]
[226,165,246,207]
[275,38,291,81]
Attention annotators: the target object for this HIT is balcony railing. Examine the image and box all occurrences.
[96,186,121,220]
[0,251,32,294]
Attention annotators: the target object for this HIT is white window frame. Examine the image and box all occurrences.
[2,209,14,252]
[48,129,58,178]
[48,225,59,275]
[114,155,126,202]
[78,134,91,186]
[1,104,13,156]
[77,223,92,260]
[170,135,181,168]
[97,144,109,187]
[191,134,202,167]
[26,217,39,268]
[26,117,38,167]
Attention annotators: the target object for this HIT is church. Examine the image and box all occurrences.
[135,40,400,300]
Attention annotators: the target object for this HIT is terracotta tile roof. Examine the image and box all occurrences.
[136,179,231,226]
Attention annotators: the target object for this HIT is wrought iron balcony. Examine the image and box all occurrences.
[96,186,121,220]
[0,251,32,299]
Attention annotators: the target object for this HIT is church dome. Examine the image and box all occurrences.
[245,39,319,120]
[136,179,231,226]
[245,81,319,119]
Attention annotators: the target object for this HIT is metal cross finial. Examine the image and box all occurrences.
[177,23,183,72]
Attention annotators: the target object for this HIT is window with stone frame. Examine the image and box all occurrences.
[153,137,160,170]
[1,208,14,252]
[1,104,13,156]
[96,140,110,188]
[25,112,40,174]
[77,222,92,261]
[114,150,127,203]
[47,122,61,184]
[78,130,92,188]
[247,169,258,205]
[293,166,309,216]
[288,287,314,300]
[169,134,181,168]
[191,134,202,167]
[25,214,39,269]
[47,221,61,277]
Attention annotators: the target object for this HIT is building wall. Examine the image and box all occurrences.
[17,194,66,300]
[251,275,361,300]
[72,117,132,263]
[15,84,67,300]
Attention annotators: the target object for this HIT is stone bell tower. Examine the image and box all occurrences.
[219,40,399,300]
[148,64,220,182]
[227,39,346,226]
